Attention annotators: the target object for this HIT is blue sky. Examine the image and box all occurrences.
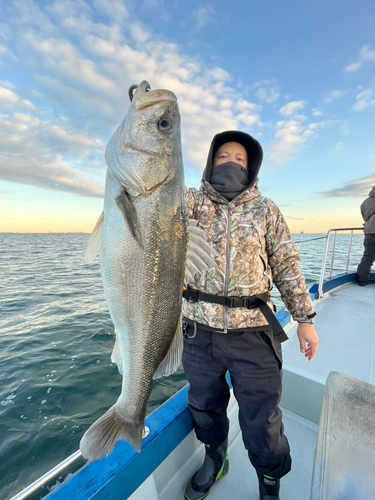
[0,0,375,232]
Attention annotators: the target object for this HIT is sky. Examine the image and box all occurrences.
[0,0,375,233]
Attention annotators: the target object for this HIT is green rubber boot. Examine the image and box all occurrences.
[184,440,229,500]
[258,473,280,500]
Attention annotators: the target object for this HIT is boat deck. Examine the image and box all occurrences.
[283,281,375,384]
[174,281,375,500]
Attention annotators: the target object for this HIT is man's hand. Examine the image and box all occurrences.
[297,323,319,361]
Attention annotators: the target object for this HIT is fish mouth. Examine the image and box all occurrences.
[131,81,177,111]
[121,144,164,156]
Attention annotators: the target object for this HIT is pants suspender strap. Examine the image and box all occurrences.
[182,288,289,343]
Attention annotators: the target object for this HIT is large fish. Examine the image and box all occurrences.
[80,81,216,461]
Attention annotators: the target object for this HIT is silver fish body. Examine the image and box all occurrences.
[80,81,187,460]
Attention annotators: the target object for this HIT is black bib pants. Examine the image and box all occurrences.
[182,322,291,479]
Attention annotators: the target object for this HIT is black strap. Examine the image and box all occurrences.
[183,288,269,307]
[256,300,289,343]
[182,288,288,343]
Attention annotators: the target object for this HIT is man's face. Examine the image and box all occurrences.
[213,142,248,169]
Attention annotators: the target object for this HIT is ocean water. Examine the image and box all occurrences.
[0,231,367,499]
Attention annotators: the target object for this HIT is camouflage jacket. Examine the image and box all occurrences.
[182,180,315,331]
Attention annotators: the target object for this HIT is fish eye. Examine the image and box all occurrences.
[158,118,172,131]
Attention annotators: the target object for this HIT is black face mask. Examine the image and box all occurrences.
[210,161,249,201]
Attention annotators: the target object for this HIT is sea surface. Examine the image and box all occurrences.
[0,231,367,499]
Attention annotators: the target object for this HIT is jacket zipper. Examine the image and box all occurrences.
[223,206,233,333]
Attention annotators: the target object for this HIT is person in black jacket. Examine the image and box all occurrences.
[357,186,375,285]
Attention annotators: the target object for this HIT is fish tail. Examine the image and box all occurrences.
[80,405,143,461]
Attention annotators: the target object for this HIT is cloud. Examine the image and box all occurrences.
[284,215,303,220]
[266,105,336,163]
[346,62,362,73]
[330,141,344,153]
[252,80,280,104]
[324,89,348,103]
[345,45,375,72]
[24,32,122,95]
[267,119,317,163]
[193,5,215,29]
[0,151,104,198]
[279,100,307,116]
[92,0,128,24]
[318,171,375,197]
[0,86,35,109]
[352,89,375,111]
[312,108,323,116]
[235,98,262,126]
[10,0,56,32]
[0,110,105,197]
[265,100,321,163]
[360,45,375,61]
[0,0,267,195]
[0,80,14,89]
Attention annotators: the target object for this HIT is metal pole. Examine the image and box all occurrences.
[318,230,331,299]
[346,230,353,274]
[329,231,337,279]
[9,451,82,500]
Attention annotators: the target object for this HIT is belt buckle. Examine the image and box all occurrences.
[227,296,246,308]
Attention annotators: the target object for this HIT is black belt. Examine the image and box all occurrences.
[182,288,288,343]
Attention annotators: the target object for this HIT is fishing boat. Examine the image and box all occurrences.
[10,227,375,500]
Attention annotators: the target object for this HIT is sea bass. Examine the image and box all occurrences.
[80,81,215,461]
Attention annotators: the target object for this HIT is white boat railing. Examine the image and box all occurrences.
[294,227,364,299]
[9,451,83,500]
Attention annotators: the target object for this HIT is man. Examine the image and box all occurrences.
[182,130,319,500]
[357,186,375,286]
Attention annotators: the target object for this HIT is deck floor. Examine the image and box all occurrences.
[283,281,375,384]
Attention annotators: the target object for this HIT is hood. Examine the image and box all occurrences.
[202,130,263,188]
[369,186,375,197]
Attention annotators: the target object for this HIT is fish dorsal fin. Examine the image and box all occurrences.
[111,333,123,375]
[116,190,144,249]
[84,212,104,264]
[153,315,183,379]
[185,219,220,282]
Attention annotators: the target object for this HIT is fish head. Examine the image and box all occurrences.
[105,81,182,196]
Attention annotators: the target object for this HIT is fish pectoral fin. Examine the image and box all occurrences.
[116,190,144,249]
[84,211,104,264]
[80,405,144,460]
[185,219,221,281]
[153,316,183,379]
[111,333,123,375]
